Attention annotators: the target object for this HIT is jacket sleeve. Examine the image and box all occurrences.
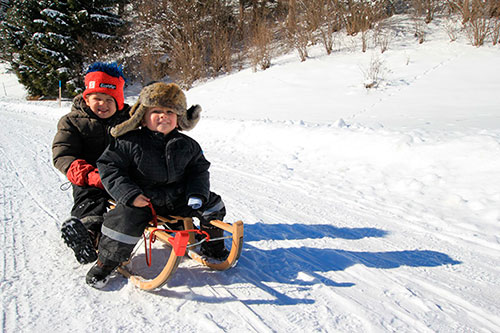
[184,140,211,203]
[97,139,143,206]
[52,116,84,174]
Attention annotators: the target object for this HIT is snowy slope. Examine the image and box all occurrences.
[1,16,500,332]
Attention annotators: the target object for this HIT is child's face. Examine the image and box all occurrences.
[142,106,178,135]
[84,93,117,119]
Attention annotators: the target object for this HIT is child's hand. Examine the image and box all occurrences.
[132,194,150,207]
[187,197,202,209]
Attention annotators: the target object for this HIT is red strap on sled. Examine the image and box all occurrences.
[143,203,210,266]
[167,231,190,256]
[148,202,158,228]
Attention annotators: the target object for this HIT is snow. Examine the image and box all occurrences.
[1,15,499,332]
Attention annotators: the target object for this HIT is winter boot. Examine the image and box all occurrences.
[200,226,229,261]
[81,215,104,249]
[86,259,119,289]
[61,217,98,264]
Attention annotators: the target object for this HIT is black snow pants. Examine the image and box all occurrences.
[70,184,112,243]
[97,192,226,264]
[71,184,111,219]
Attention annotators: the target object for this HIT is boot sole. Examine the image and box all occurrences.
[61,218,98,264]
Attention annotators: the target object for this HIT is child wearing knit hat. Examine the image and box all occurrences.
[85,82,227,289]
[52,62,130,266]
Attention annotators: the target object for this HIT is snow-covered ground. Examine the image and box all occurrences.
[1,15,499,332]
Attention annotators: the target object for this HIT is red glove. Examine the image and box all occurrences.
[66,159,94,186]
[87,169,104,190]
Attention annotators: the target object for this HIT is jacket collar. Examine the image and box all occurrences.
[143,127,179,142]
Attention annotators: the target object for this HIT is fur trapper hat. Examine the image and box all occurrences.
[110,82,201,137]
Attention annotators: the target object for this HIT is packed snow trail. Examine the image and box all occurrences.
[1,99,499,332]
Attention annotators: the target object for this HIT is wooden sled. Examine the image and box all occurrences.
[116,214,244,291]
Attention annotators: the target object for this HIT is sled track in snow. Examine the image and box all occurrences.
[0,151,21,333]
[0,113,62,224]
[0,110,69,332]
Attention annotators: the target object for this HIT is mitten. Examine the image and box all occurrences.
[87,169,104,190]
[187,197,202,209]
[66,159,94,186]
[143,188,172,209]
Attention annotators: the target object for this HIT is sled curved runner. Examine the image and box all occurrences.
[117,215,244,291]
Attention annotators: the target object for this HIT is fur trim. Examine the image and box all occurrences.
[110,82,201,137]
[178,104,202,131]
[140,82,186,114]
[110,100,143,137]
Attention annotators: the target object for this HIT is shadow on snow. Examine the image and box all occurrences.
[107,222,460,305]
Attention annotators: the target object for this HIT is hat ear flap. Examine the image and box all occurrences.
[110,101,146,137]
[178,104,201,131]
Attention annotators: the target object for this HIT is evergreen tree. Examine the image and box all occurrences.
[0,0,10,19]
[0,0,126,98]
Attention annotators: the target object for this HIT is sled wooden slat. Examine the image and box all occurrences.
[187,220,244,271]
[117,229,183,291]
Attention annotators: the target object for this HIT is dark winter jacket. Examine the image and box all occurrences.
[52,94,130,174]
[97,128,211,208]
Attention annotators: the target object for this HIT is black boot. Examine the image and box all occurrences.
[61,217,98,264]
[200,226,229,261]
[86,259,119,289]
[81,215,104,249]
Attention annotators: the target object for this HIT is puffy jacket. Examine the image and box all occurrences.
[52,94,130,174]
[97,128,210,208]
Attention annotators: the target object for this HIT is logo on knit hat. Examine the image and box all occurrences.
[100,83,117,89]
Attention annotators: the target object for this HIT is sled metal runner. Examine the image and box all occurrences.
[116,215,244,291]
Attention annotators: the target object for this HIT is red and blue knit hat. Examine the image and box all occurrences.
[83,62,126,110]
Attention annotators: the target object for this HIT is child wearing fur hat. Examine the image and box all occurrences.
[86,82,228,288]
[52,62,130,265]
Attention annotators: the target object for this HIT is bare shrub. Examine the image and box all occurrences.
[249,19,272,71]
[168,27,205,88]
[460,0,497,46]
[341,0,388,52]
[446,0,474,23]
[203,3,236,78]
[343,1,374,36]
[293,25,310,61]
[361,29,369,52]
[372,20,395,53]
[136,53,170,83]
[446,0,500,46]
[491,18,500,44]
[207,26,233,77]
[465,16,491,46]
[309,0,343,55]
[284,0,312,61]
[412,16,426,43]
[447,0,500,22]
[412,0,442,23]
[361,54,386,89]
[124,0,172,84]
[377,31,393,53]
[444,17,461,41]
